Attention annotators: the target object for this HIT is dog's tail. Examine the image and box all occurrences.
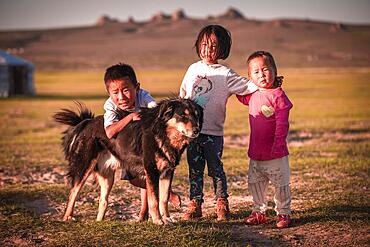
[53,101,95,161]
[54,102,99,186]
[53,101,94,127]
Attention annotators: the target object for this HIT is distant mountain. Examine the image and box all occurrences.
[0,8,369,71]
[219,8,245,19]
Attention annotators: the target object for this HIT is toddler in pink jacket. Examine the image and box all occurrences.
[237,51,293,228]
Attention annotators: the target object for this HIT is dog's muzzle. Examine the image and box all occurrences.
[192,128,200,138]
[179,126,200,139]
[183,126,200,139]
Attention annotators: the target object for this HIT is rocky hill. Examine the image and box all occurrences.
[0,8,369,71]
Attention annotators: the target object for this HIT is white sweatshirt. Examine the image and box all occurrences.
[180,61,257,136]
[103,89,156,129]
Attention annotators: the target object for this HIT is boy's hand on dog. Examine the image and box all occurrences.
[131,112,141,121]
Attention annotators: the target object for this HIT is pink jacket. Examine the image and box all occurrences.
[237,87,293,161]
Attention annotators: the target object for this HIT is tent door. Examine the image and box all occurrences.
[9,66,27,95]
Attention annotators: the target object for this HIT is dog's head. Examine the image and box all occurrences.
[158,98,203,139]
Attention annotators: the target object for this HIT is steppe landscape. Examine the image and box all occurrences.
[0,8,369,246]
[1,8,369,71]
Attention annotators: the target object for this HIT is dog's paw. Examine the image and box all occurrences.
[63,216,76,221]
[137,217,148,223]
[152,218,164,225]
[163,216,176,224]
[137,211,149,222]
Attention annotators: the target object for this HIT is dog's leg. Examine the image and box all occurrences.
[138,188,149,222]
[63,158,98,221]
[128,178,148,221]
[95,169,115,221]
[145,172,162,225]
[159,171,174,224]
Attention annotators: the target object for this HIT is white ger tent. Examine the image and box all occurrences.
[0,50,35,97]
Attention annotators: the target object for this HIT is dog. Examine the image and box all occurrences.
[53,98,203,224]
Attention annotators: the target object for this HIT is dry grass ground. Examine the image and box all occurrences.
[0,68,369,246]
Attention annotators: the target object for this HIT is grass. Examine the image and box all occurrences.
[0,67,369,246]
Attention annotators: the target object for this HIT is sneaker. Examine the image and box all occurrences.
[276,214,291,228]
[216,198,230,221]
[182,199,202,220]
[244,211,268,225]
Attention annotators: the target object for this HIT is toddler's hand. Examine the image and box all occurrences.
[131,112,141,121]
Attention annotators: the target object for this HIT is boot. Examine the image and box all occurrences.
[216,198,230,221]
[182,199,202,220]
[169,191,182,210]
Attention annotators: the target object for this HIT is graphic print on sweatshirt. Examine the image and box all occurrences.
[191,75,213,108]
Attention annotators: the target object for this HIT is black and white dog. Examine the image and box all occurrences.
[54,98,203,224]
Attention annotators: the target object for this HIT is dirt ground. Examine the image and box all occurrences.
[1,131,369,246]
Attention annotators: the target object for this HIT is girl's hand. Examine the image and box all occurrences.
[274,76,284,87]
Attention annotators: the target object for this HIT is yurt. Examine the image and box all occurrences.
[0,50,35,97]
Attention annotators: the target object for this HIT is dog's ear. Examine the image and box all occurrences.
[158,100,175,121]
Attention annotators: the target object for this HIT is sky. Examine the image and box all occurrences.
[0,0,369,30]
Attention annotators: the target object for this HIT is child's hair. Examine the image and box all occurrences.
[104,63,138,89]
[247,51,277,76]
[194,25,232,60]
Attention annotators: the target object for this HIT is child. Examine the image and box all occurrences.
[103,63,181,221]
[179,24,260,221]
[237,51,293,228]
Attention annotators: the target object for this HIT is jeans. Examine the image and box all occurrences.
[187,134,228,202]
